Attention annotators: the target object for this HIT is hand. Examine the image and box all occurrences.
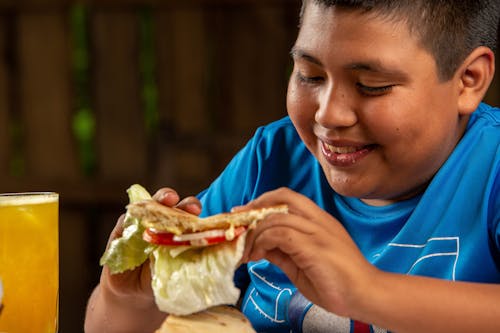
[152,187,202,216]
[100,187,202,306]
[85,188,202,333]
[241,187,378,317]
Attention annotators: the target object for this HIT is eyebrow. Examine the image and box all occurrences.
[291,47,409,80]
[290,47,323,66]
[345,62,409,80]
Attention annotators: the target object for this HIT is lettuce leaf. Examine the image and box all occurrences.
[99,184,156,274]
[151,234,246,315]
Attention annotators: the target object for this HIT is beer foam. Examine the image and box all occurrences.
[0,193,58,206]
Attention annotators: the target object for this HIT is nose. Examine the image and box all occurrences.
[315,83,358,128]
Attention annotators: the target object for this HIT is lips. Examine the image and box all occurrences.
[320,141,376,167]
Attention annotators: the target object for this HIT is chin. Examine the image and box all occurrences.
[328,180,364,198]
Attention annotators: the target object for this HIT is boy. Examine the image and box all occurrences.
[85,0,500,332]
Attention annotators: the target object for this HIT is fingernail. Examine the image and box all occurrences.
[187,203,201,214]
[231,205,245,213]
[158,191,176,204]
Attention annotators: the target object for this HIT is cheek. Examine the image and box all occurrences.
[360,102,409,143]
[286,82,318,146]
[286,78,320,126]
[286,80,303,119]
[362,100,454,170]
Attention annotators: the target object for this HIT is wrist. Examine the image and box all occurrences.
[100,278,158,313]
[345,265,388,324]
[96,284,166,333]
[100,265,158,311]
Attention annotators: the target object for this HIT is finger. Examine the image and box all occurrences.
[139,259,154,296]
[103,260,153,299]
[237,187,289,210]
[106,214,127,249]
[260,249,302,284]
[242,213,315,264]
[231,205,248,213]
[231,188,299,212]
[254,211,355,257]
[249,213,316,249]
[249,225,311,262]
[242,188,329,221]
[242,213,287,262]
[176,196,202,215]
[152,188,180,206]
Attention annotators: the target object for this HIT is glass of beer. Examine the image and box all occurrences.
[0,192,59,333]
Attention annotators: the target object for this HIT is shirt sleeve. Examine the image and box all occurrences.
[196,118,297,215]
[196,125,266,216]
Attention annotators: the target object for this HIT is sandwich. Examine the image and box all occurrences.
[100,184,287,316]
[130,199,288,247]
[155,305,256,333]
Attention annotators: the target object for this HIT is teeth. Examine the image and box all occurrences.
[324,143,359,154]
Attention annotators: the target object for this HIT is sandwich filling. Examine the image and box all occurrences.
[143,225,247,246]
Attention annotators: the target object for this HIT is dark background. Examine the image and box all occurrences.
[0,1,498,332]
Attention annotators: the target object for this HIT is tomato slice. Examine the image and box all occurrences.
[143,226,247,246]
[143,228,190,246]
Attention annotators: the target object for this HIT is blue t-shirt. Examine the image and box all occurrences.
[197,103,500,332]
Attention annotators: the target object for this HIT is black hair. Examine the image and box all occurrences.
[301,0,500,81]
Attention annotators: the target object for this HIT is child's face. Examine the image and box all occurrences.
[287,4,468,206]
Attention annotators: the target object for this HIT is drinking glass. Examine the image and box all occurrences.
[0,192,59,333]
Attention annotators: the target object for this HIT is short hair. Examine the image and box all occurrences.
[301,0,500,81]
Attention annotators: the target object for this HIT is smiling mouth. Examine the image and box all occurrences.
[324,143,363,154]
[321,142,376,166]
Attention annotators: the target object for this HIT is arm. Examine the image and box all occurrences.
[84,268,166,333]
[361,270,500,333]
[84,212,166,333]
[241,188,500,333]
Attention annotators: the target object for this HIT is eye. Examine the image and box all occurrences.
[295,71,324,85]
[356,82,394,96]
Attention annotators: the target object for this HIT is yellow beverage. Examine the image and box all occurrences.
[0,193,58,333]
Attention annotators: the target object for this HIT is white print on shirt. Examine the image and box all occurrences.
[375,237,460,281]
[303,306,389,333]
[243,237,460,331]
[242,261,293,324]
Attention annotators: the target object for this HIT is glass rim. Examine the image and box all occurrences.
[0,192,58,197]
[0,192,58,205]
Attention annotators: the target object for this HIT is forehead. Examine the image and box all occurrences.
[299,4,412,48]
[301,1,413,32]
[295,3,433,70]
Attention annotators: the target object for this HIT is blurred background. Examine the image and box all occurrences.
[0,0,498,332]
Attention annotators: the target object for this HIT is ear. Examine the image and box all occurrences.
[456,46,495,115]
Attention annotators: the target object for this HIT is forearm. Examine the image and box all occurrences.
[84,284,166,333]
[354,271,500,333]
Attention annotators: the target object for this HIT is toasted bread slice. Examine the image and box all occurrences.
[127,200,288,235]
[155,306,256,333]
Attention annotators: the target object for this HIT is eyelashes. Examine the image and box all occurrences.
[295,71,324,84]
[295,71,394,96]
[356,83,394,96]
